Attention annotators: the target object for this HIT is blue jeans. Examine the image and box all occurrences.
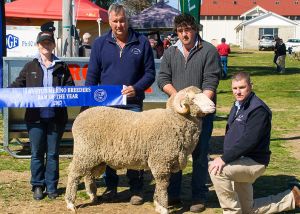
[27,119,65,194]
[220,56,228,78]
[104,104,144,192]
[168,114,214,201]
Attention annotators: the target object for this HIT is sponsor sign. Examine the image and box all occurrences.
[6,26,40,57]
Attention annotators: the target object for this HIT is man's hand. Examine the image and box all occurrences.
[209,157,225,175]
[122,85,136,97]
[162,83,177,97]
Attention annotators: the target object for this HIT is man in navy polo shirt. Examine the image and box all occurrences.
[85,3,155,206]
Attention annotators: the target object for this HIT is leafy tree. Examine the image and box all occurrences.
[93,0,156,15]
[93,0,116,10]
[121,0,154,15]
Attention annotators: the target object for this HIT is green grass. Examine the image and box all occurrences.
[0,48,299,213]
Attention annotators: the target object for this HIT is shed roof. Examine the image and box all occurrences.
[201,0,300,16]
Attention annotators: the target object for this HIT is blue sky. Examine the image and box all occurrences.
[166,0,180,10]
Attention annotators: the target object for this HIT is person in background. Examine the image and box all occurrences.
[274,38,286,73]
[158,13,221,213]
[163,34,171,49]
[85,3,155,205]
[155,37,164,58]
[79,32,92,57]
[149,38,158,59]
[209,71,300,214]
[9,22,74,200]
[217,38,231,79]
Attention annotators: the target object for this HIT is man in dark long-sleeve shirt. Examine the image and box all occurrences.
[209,72,300,214]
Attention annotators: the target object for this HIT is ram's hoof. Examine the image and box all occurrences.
[66,202,76,212]
[154,200,169,214]
[90,196,98,204]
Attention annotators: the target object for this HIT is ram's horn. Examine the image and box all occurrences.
[173,90,190,114]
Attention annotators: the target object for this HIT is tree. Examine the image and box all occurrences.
[121,0,154,15]
[93,0,115,10]
[93,0,156,15]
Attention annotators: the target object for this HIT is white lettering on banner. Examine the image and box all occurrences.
[66,94,78,99]
[56,94,66,99]
[67,87,91,93]
[37,94,66,100]
[52,100,63,106]
[25,87,92,95]
[29,87,93,101]
[188,0,196,11]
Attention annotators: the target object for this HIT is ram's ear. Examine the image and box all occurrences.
[173,91,190,115]
[166,94,174,109]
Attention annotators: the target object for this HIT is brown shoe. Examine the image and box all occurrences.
[292,186,300,208]
[190,201,206,213]
[130,193,144,205]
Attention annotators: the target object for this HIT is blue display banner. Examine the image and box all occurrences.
[0,85,126,108]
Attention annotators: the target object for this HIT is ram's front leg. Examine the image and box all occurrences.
[152,170,170,214]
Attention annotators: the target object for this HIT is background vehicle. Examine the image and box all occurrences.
[285,38,300,53]
[259,34,276,51]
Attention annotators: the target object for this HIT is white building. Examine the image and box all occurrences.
[199,0,300,49]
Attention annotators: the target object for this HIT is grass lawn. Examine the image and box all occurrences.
[0,48,299,213]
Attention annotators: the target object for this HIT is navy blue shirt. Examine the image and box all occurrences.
[85,28,155,106]
[221,92,272,166]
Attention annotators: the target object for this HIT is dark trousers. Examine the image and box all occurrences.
[27,119,65,193]
[168,114,214,201]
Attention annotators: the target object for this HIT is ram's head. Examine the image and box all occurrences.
[167,86,216,117]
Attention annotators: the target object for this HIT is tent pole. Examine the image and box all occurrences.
[62,0,73,57]
[97,18,102,37]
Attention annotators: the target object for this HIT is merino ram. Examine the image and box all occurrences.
[65,86,215,214]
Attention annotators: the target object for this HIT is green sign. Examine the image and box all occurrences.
[180,0,201,24]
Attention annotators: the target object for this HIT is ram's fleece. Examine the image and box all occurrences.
[65,86,215,214]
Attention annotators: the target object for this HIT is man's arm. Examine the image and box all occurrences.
[157,48,173,92]
[132,37,156,93]
[85,39,101,86]
[202,46,221,94]
[162,83,177,97]
[221,107,270,163]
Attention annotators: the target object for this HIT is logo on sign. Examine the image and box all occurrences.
[6,34,19,49]
[94,89,107,102]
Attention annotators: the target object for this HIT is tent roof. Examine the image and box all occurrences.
[5,0,108,22]
[129,1,180,30]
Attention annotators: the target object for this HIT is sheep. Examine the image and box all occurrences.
[65,86,216,214]
[292,46,300,60]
